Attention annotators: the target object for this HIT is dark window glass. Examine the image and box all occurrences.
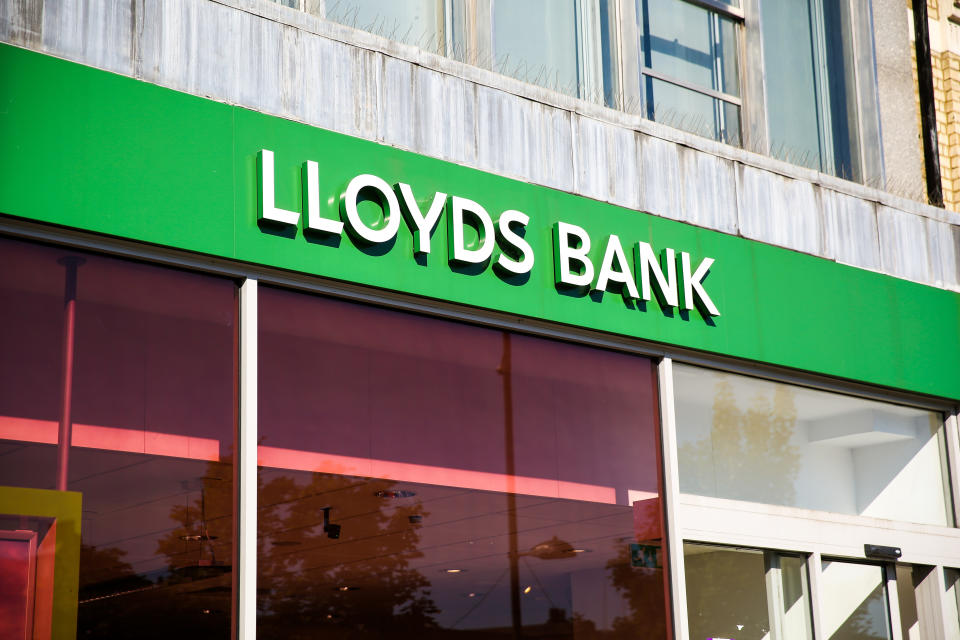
[258,286,667,638]
[0,236,236,637]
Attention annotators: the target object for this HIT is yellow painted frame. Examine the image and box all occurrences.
[0,486,82,640]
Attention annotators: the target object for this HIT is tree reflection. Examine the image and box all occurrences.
[605,542,668,640]
[256,471,438,639]
[679,380,800,504]
[78,460,235,638]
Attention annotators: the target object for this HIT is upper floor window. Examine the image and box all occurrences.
[309,0,879,185]
[488,0,619,105]
[761,0,862,181]
[633,0,742,145]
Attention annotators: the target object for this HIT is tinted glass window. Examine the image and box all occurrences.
[257,286,668,638]
[0,236,236,637]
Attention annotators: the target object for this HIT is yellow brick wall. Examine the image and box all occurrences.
[912,0,960,210]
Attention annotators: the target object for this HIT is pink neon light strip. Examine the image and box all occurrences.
[0,416,657,504]
[0,416,220,461]
[257,446,633,504]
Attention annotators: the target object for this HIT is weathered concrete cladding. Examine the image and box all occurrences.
[2,0,959,290]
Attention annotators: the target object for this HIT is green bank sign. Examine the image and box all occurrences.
[2,43,959,399]
[258,149,720,318]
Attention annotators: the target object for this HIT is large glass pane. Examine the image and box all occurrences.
[257,287,668,638]
[684,544,812,640]
[761,0,861,181]
[326,0,443,54]
[0,236,236,636]
[491,0,617,105]
[638,0,739,95]
[821,560,892,640]
[674,364,952,526]
[636,0,740,144]
[684,543,771,640]
[781,555,814,640]
[644,77,741,146]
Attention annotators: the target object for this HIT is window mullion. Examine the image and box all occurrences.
[765,552,786,640]
[807,551,826,640]
[237,277,258,640]
[658,357,690,640]
[886,564,906,640]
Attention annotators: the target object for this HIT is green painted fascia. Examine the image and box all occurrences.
[2,43,959,400]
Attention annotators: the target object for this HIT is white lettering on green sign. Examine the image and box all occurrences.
[257,149,719,317]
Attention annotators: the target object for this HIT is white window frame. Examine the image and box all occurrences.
[660,355,960,640]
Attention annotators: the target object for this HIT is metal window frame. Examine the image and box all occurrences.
[2,216,959,639]
[628,0,746,145]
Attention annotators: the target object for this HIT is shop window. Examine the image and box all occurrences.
[0,236,236,636]
[673,364,953,526]
[257,287,667,638]
[633,0,742,145]
[684,542,813,640]
[820,559,892,640]
[761,0,862,181]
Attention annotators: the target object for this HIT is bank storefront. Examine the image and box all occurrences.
[1,42,960,640]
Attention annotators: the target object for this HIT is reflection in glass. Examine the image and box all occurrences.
[895,565,923,640]
[258,287,668,638]
[684,544,771,640]
[636,0,741,144]
[0,237,236,636]
[644,78,741,146]
[684,544,812,640]
[821,560,891,640]
[674,364,951,526]
[491,0,619,105]
[781,555,814,640]
[761,0,861,180]
[325,0,443,54]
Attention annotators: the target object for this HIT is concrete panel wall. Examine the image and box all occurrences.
[1,0,958,292]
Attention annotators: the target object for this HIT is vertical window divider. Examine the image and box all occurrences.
[238,278,258,640]
[764,552,786,640]
[806,551,826,640]
[946,410,960,527]
[885,564,906,640]
[657,357,689,640]
[913,565,951,638]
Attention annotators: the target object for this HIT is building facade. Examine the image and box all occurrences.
[1,1,960,639]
